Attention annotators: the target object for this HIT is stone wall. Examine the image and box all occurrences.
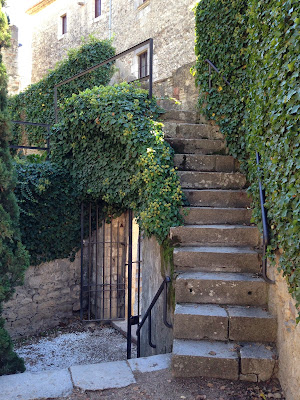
[3,253,81,339]
[28,0,197,88]
[2,25,20,95]
[268,254,300,400]
[140,236,173,357]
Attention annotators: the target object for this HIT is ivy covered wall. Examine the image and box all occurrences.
[195,0,299,316]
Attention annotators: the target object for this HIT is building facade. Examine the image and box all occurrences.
[27,0,198,109]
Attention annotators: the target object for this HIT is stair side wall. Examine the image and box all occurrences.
[140,236,173,357]
[268,253,300,400]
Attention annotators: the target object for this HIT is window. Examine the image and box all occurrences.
[61,14,67,34]
[138,51,148,79]
[95,0,101,18]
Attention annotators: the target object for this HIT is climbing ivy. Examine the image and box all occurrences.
[195,0,300,317]
[51,83,184,242]
[0,1,29,375]
[8,36,115,146]
[14,160,81,266]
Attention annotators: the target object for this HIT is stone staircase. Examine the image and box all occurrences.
[163,110,277,382]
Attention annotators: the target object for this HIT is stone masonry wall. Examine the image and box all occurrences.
[29,0,197,89]
[2,25,20,95]
[268,254,300,400]
[3,253,81,339]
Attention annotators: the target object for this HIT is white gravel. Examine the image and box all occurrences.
[15,323,136,373]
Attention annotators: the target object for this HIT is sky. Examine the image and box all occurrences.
[3,0,37,88]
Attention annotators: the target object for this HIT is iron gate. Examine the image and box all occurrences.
[80,205,141,336]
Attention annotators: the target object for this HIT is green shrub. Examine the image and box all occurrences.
[14,160,81,265]
[195,0,300,316]
[0,1,29,375]
[8,36,115,146]
[51,83,184,242]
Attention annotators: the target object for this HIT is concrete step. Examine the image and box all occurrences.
[174,304,276,342]
[172,339,277,382]
[183,189,251,208]
[175,271,267,306]
[183,207,252,225]
[174,246,261,274]
[161,110,206,124]
[174,154,239,172]
[170,225,260,247]
[166,138,226,154]
[178,171,246,189]
[163,122,223,140]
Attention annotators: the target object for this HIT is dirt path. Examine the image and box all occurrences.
[51,369,284,400]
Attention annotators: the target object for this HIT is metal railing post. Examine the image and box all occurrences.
[127,209,133,359]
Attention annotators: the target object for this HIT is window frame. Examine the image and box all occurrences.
[95,0,101,18]
[138,51,148,79]
[61,14,67,35]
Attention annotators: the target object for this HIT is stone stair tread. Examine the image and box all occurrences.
[183,189,251,208]
[174,154,238,172]
[178,171,246,189]
[166,138,226,154]
[174,245,258,254]
[172,339,277,381]
[175,303,273,318]
[177,271,264,282]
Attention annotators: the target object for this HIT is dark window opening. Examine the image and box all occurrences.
[95,0,101,18]
[62,14,67,34]
[138,51,148,79]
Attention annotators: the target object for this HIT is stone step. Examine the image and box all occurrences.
[173,246,261,274]
[170,225,260,247]
[172,339,277,381]
[183,207,252,225]
[175,271,267,306]
[183,189,251,208]
[163,122,223,140]
[174,154,239,172]
[174,304,276,342]
[166,138,226,154]
[161,110,205,124]
[178,172,246,189]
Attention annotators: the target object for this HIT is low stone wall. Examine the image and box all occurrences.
[140,236,173,357]
[268,254,300,400]
[3,254,81,339]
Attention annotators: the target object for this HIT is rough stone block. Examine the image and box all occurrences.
[240,343,277,382]
[172,339,239,380]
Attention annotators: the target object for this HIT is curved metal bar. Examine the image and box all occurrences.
[204,59,239,95]
[148,310,156,349]
[256,152,275,284]
[163,277,173,329]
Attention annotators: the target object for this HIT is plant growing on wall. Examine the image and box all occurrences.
[8,36,115,146]
[194,0,300,317]
[51,83,184,242]
[0,1,29,375]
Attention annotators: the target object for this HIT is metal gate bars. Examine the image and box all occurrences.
[80,203,128,322]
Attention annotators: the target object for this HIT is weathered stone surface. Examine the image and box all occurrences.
[175,272,268,306]
[0,369,73,400]
[183,207,252,225]
[166,138,226,155]
[70,361,136,391]
[174,304,228,340]
[172,339,239,379]
[174,154,238,172]
[163,122,222,140]
[2,25,20,95]
[170,225,260,247]
[183,189,251,208]
[228,306,277,342]
[128,354,171,373]
[161,110,202,124]
[174,246,261,274]
[240,343,277,382]
[268,259,300,400]
[178,171,246,189]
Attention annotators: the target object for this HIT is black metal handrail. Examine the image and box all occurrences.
[9,120,51,158]
[54,38,154,123]
[135,276,172,358]
[204,58,274,284]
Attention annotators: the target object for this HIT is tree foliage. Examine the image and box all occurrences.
[0,2,29,375]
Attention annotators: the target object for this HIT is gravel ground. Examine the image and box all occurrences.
[50,369,285,400]
[14,319,136,373]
